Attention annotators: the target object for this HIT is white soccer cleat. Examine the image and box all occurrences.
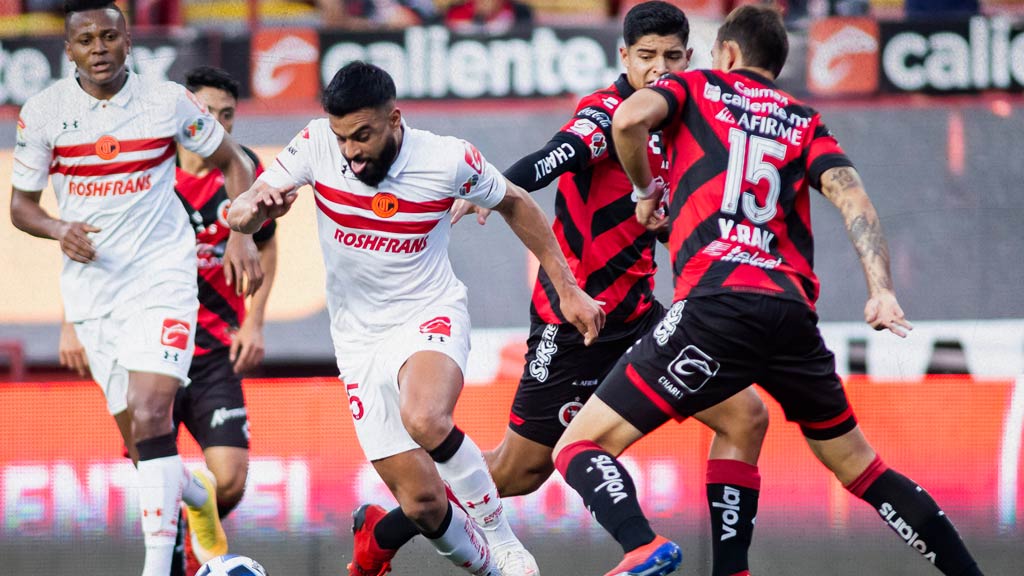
[494,544,540,576]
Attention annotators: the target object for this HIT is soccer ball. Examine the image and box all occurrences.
[196,554,269,576]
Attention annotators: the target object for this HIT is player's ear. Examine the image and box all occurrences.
[684,47,693,69]
[619,45,629,69]
[389,107,401,129]
[722,40,742,72]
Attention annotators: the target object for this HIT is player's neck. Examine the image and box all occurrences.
[731,66,776,82]
[178,149,211,177]
[76,67,129,101]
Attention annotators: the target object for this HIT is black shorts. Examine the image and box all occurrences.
[173,348,250,450]
[509,303,665,446]
[595,293,856,441]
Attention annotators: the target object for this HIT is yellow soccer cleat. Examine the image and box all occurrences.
[185,469,228,564]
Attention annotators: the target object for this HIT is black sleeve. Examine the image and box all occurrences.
[503,132,590,192]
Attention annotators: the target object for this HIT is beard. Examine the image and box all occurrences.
[348,135,399,187]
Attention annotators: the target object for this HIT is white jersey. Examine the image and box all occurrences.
[261,119,506,351]
[13,72,225,321]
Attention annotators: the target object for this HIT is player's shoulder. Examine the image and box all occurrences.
[21,76,76,118]
[576,83,624,113]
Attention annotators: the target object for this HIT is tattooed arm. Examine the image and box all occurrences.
[820,166,913,337]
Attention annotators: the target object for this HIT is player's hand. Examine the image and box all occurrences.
[224,232,264,298]
[228,182,297,233]
[559,286,606,346]
[58,322,90,378]
[636,196,668,231]
[230,317,265,374]
[450,199,491,226]
[864,291,913,338]
[57,221,101,263]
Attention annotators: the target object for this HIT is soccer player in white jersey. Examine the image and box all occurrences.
[8,2,260,575]
[228,61,605,576]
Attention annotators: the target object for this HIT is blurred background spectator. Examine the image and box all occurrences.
[310,0,437,29]
[904,0,979,18]
[444,0,533,34]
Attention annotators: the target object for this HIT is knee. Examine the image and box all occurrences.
[719,397,769,445]
[215,474,247,516]
[401,407,452,450]
[128,399,173,429]
[397,487,447,528]
[496,455,551,497]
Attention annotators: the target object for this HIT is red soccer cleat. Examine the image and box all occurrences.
[346,504,397,576]
[183,519,202,576]
[604,535,683,576]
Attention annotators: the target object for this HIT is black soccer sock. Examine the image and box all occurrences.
[706,459,760,576]
[555,440,655,554]
[847,456,983,576]
[375,506,421,550]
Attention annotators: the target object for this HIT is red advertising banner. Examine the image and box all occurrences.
[1,377,1021,539]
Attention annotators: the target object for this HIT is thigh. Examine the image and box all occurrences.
[760,302,857,440]
[594,298,760,435]
[337,303,471,462]
[117,282,199,387]
[75,317,129,415]
[178,349,250,450]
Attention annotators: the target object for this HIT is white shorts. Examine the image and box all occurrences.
[74,280,199,415]
[337,301,471,461]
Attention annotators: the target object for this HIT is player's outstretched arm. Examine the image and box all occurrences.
[10,188,100,263]
[227,180,298,234]
[820,166,913,337]
[612,89,671,230]
[492,180,606,344]
[207,135,265,296]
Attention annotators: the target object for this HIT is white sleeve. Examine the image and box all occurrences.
[171,83,226,158]
[11,102,52,192]
[258,122,315,189]
[452,139,506,209]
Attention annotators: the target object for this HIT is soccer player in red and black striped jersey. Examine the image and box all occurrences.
[349,4,767,576]
[554,6,984,576]
[175,67,276,508]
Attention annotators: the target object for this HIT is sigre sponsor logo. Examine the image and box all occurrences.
[653,301,685,346]
[319,26,619,99]
[528,323,559,382]
[882,16,1024,92]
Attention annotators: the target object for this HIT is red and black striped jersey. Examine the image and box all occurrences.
[532,74,668,330]
[650,69,853,309]
[175,146,274,355]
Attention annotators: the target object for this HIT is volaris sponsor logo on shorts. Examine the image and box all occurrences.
[586,454,628,505]
[528,323,559,382]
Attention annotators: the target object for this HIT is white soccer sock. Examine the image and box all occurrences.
[427,502,498,576]
[435,433,520,550]
[137,455,185,576]
[180,468,209,508]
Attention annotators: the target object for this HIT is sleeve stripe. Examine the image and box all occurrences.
[808,154,855,191]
